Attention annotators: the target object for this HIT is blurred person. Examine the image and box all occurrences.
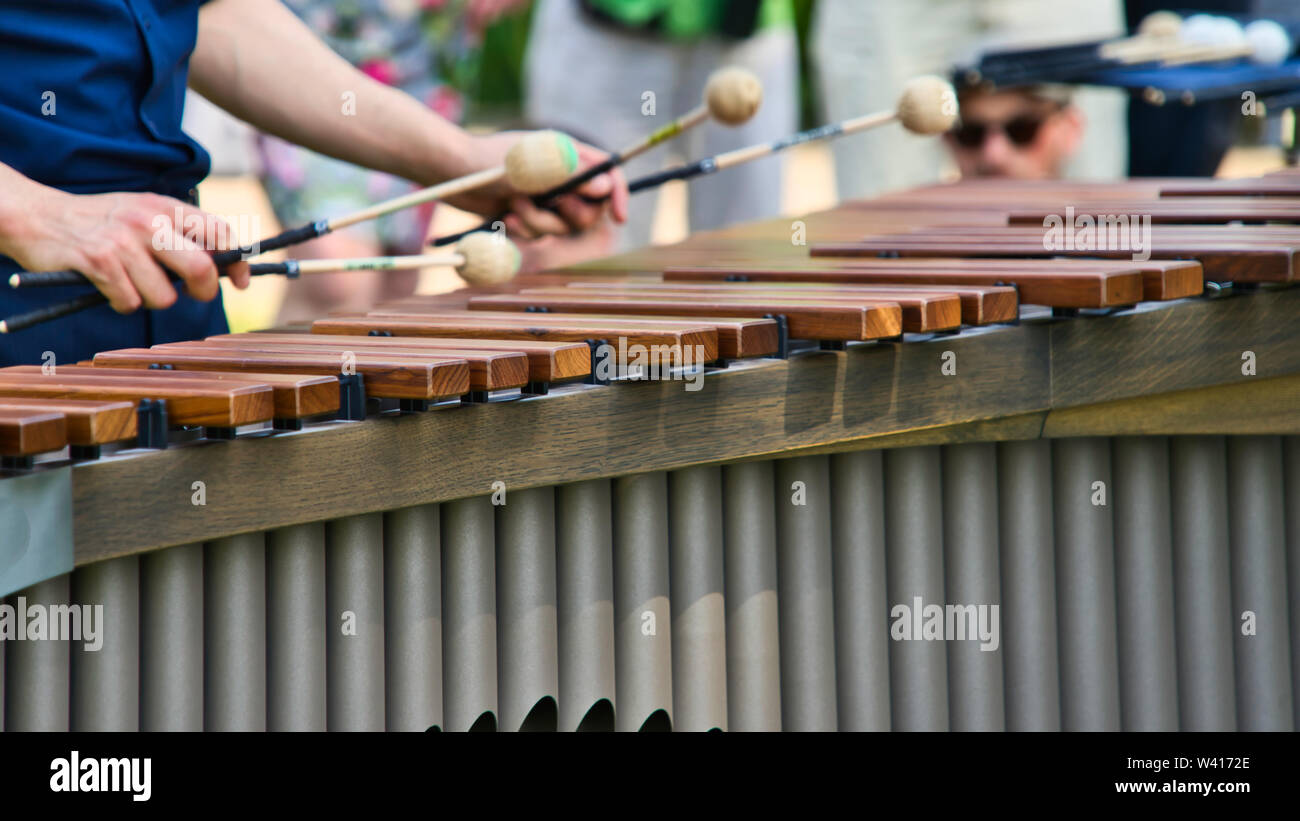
[525,0,800,251]
[0,0,626,366]
[1123,0,1292,176]
[261,0,529,324]
[812,0,1127,200]
[945,85,1084,179]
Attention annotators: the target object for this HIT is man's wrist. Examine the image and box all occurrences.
[0,171,47,260]
[406,126,482,188]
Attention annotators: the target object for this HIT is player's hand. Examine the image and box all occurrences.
[447,131,629,240]
[0,185,251,313]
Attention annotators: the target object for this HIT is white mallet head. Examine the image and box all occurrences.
[704,67,764,125]
[1138,11,1183,39]
[1182,14,1225,45]
[1213,17,1247,47]
[455,232,522,286]
[897,75,960,135]
[1246,19,1292,66]
[504,130,580,194]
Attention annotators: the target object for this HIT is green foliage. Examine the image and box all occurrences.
[465,6,535,123]
[791,0,816,129]
[462,0,820,127]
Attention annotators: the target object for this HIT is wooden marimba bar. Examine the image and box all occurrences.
[3,175,1300,732]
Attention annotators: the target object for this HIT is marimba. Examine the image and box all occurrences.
[3,172,1300,732]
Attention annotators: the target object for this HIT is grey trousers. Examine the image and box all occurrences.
[526,0,799,251]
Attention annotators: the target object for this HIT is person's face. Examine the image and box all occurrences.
[944,91,1083,180]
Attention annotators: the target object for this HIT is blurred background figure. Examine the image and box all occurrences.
[811,0,1127,199]
[525,0,801,250]
[258,0,522,324]
[945,84,1084,180]
[1124,0,1294,176]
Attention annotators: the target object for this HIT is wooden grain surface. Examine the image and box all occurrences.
[91,347,472,399]
[555,281,1014,326]
[215,332,592,382]
[1160,179,1300,197]
[522,284,963,333]
[0,408,67,456]
[61,285,1300,564]
[1005,199,1300,224]
[356,308,776,359]
[467,293,906,340]
[70,315,1049,563]
[314,313,723,363]
[1043,372,1300,437]
[85,357,340,418]
[664,258,1200,303]
[0,366,274,427]
[1049,287,1300,406]
[0,397,136,445]
[813,239,1296,283]
[158,341,529,392]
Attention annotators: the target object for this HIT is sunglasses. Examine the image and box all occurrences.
[950,115,1048,148]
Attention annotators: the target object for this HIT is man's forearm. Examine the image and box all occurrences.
[190,0,477,187]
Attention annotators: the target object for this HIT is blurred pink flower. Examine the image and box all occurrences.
[260,137,306,189]
[420,0,447,9]
[360,58,400,87]
[428,85,464,123]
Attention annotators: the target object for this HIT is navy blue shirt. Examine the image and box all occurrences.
[0,0,228,366]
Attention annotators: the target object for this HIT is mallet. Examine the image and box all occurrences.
[211,128,578,263]
[245,233,521,287]
[1,234,520,332]
[431,66,764,246]
[624,75,958,196]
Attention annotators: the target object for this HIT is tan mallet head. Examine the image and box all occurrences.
[455,232,522,286]
[704,67,764,125]
[504,130,581,194]
[1137,10,1183,38]
[896,75,960,135]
